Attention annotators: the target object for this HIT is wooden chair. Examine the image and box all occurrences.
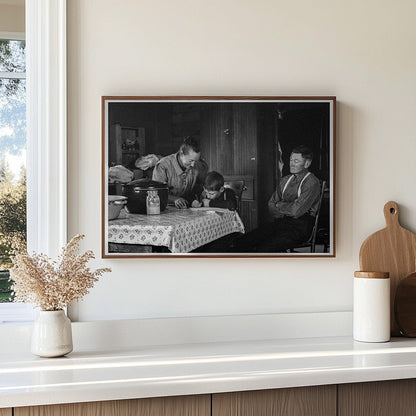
[290,180,327,253]
[224,180,247,213]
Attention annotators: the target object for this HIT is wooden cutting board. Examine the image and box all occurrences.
[394,272,416,337]
[359,201,416,335]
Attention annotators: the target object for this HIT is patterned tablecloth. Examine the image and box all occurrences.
[107,207,245,253]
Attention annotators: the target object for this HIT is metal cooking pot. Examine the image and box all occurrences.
[122,179,169,214]
[108,195,127,220]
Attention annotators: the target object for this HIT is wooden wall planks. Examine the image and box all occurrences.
[338,380,416,416]
[15,395,210,416]
[10,380,416,416]
[212,386,337,416]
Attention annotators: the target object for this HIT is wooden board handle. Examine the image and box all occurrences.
[384,201,400,228]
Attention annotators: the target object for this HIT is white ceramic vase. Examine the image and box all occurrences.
[31,310,73,357]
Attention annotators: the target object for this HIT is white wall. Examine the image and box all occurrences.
[67,0,416,322]
[0,3,24,33]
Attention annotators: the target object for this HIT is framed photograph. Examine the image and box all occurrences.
[102,96,336,258]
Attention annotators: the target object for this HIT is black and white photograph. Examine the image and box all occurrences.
[102,96,335,258]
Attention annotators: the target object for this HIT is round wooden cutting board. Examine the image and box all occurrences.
[359,201,416,336]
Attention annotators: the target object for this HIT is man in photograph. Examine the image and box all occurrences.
[152,136,208,209]
[236,145,321,252]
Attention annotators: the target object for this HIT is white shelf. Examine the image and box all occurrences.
[2,331,416,408]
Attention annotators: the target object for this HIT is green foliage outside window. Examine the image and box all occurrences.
[0,162,26,302]
[0,270,12,302]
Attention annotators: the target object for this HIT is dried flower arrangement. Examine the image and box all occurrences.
[9,234,111,311]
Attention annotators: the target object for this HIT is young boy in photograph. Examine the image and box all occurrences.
[191,171,237,211]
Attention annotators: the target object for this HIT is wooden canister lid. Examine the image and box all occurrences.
[354,271,389,278]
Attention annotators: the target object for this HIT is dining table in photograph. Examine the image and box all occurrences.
[107,207,245,254]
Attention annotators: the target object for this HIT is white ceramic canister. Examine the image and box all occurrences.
[353,271,390,342]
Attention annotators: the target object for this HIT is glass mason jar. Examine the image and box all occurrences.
[146,188,160,215]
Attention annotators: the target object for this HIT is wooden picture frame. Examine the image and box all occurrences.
[102,96,336,258]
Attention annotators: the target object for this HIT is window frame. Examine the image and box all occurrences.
[26,0,67,257]
[0,0,67,323]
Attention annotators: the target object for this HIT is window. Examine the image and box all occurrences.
[0,33,35,322]
[0,0,67,324]
[0,36,26,304]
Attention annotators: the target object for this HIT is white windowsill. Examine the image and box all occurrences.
[0,303,37,324]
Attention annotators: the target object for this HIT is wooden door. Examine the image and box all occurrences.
[212,386,336,416]
[338,380,416,416]
[0,409,12,416]
[15,394,210,416]
[200,103,258,231]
